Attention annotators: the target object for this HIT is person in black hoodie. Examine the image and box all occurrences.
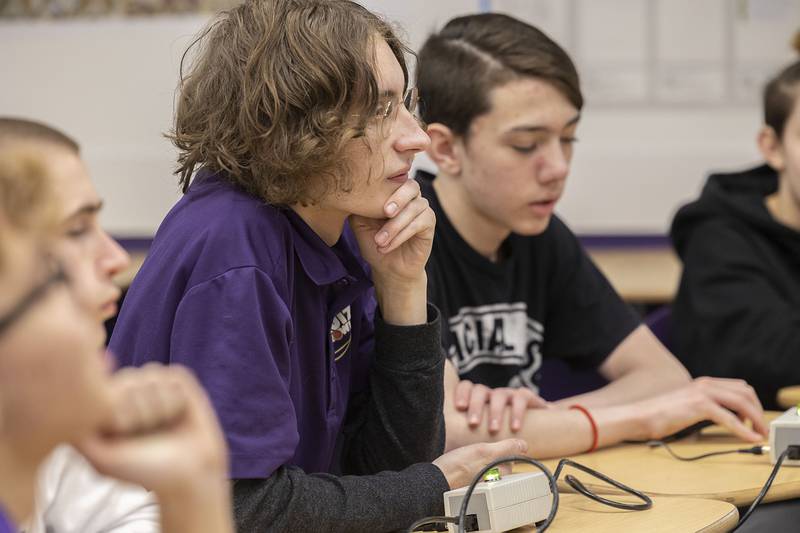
[671,35,800,410]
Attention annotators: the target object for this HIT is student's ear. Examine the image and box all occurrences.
[426,123,462,176]
[757,125,785,172]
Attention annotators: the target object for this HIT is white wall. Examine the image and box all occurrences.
[1,15,205,236]
[0,1,797,236]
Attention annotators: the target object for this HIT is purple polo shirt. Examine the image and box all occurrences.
[0,507,13,533]
[109,171,376,479]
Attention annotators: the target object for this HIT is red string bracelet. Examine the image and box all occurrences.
[570,404,599,453]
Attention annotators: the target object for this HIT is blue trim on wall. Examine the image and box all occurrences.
[113,234,671,252]
[578,234,670,248]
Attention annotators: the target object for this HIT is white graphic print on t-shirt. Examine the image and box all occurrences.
[448,302,544,391]
[330,305,352,361]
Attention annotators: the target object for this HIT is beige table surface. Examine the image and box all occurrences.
[114,251,146,289]
[429,494,737,533]
[530,412,800,507]
[586,246,681,305]
[544,494,737,533]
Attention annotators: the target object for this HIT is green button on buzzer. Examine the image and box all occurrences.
[483,467,502,482]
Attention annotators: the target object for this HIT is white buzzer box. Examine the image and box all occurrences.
[443,472,553,533]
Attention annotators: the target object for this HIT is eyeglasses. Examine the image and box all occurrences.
[376,86,423,137]
[0,258,68,338]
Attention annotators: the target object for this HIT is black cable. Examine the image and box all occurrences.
[408,455,652,532]
[554,459,653,511]
[731,448,790,532]
[406,515,458,532]
[648,441,767,462]
[648,440,798,531]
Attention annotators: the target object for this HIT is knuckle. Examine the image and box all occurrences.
[475,443,491,457]
[695,376,712,387]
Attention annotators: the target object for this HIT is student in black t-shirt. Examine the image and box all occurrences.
[671,38,800,409]
[416,13,768,458]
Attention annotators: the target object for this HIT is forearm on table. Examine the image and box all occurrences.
[555,366,687,409]
[233,463,448,533]
[555,326,690,408]
[343,304,445,473]
[445,402,651,458]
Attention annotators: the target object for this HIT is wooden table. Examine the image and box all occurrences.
[777,387,800,409]
[544,494,737,533]
[531,413,800,507]
[117,248,682,305]
[430,494,736,533]
[586,247,681,305]
[114,251,147,289]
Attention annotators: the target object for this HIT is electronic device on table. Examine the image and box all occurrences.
[443,472,551,533]
[769,406,800,466]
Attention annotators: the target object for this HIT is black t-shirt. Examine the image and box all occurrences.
[419,171,640,394]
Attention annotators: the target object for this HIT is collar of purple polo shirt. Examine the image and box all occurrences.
[195,168,373,290]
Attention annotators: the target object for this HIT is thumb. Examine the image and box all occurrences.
[486,438,528,459]
[75,435,121,477]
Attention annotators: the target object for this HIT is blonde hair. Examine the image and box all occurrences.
[0,145,56,269]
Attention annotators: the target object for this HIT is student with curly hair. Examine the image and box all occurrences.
[109,1,524,531]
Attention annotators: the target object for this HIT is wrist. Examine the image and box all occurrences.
[588,403,652,447]
[615,401,655,442]
[153,463,228,502]
[373,274,427,326]
[158,476,233,533]
[569,405,599,453]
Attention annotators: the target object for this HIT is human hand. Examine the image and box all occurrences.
[433,439,529,489]
[350,178,434,288]
[77,364,228,498]
[454,379,548,433]
[637,376,768,443]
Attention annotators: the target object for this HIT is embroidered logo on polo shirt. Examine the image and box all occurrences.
[330,306,352,361]
[448,302,544,391]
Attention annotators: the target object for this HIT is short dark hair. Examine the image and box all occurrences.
[417,13,583,137]
[0,117,80,153]
[169,0,411,205]
[763,32,800,139]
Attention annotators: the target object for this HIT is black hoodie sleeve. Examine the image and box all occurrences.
[673,218,800,407]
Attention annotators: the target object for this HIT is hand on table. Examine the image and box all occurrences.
[636,376,768,443]
[454,379,549,434]
[433,439,529,489]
